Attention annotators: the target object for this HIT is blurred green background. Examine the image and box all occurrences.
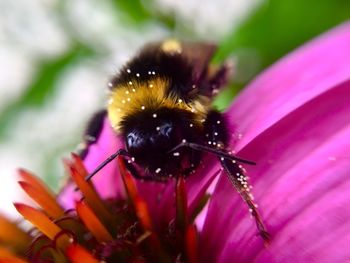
[1,0,350,216]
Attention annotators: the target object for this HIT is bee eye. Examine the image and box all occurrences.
[127,133,136,145]
[159,123,173,137]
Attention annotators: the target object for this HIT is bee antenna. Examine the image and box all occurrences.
[84,149,130,181]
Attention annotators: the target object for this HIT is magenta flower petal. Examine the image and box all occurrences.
[228,22,350,151]
[201,24,350,262]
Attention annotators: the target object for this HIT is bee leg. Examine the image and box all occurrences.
[77,110,107,159]
[121,157,168,183]
[204,110,270,243]
[220,158,270,243]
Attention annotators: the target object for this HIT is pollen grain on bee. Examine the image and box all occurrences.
[155,168,161,173]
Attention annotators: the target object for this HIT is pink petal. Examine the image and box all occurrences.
[228,22,350,151]
[201,78,350,262]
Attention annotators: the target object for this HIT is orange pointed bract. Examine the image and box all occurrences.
[0,247,27,263]
[71,153,89,178]
[66,244,99,263]
[0,214,30,252]
[13,203,71,250]
[118,157,138,202]
[18,171,64,219]
[76,201,113,243]
[185,225,199,263]
[134,197,153,232]
[118,157,153,231]
[66,160,114,226]
[176,177,188,232]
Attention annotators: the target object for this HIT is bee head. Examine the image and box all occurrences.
[120,107,203,173]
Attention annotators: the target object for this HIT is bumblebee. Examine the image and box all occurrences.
[80,40,269,241]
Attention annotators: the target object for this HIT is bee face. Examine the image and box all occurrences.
[125,116,177,156]
[125,121,175,154]
[121,107,202,176]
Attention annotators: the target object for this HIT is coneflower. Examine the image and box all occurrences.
[1,154,204,262]
[1,21,350,263]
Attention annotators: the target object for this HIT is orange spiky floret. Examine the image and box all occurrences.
[185,225,199,263]
[176,177,188,232]
[13,203,71,250]
[0,247,27,263]
[75,201,113,243]
[0,154,209,262]
[0,214,30,252]
[65,158,115,227]
[66,244,99,263]
[18,169,64,219]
